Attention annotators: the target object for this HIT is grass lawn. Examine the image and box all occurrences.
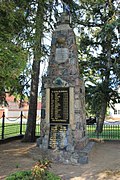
[0,123,40,139]
[87,124,120,140]
[0,123,119,140]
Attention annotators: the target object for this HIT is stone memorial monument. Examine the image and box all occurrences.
[38,12,89,164]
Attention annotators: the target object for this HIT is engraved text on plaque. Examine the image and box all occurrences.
[48,125,68,149]
[50,88,69,124]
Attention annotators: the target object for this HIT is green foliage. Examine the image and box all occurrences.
[6,170,32,180]
[45,171,61,180]
[77,0,120,120]
[15,163,20,169]
[0,41,27,82]
[6,170,61,180]
[0,0,28,105]
[6,161,61,180]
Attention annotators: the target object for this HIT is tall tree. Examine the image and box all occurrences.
[0,0,28,105]
[22,0,46,142]
[77,0,120,132]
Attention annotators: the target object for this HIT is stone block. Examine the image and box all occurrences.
[74,114,80,122]
[36,137,42,146]
[74,100,80,109]
[70,156,78,164]
[75,142,84,150]
[66,144,74,152]
[78,156,88,164]
[75,94,79,99]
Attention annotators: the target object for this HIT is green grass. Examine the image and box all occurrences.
[87,125,120,140]
[0,123,40,139]
[0,122,120,140]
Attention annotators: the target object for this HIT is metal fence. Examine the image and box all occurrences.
[0,112,120,141]
[0,112,40,140]
[87,123,120,140]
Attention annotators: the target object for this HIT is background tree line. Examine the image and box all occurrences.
[0,0,119,141]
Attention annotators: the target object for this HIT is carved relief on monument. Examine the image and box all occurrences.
[53,77,68,87]
[57,37,66,44]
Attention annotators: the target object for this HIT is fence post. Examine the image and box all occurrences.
[20,111,23,135]
[2,112,5,139]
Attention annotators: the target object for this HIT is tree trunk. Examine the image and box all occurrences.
[96,101,107,133]
[23,60,40,142]
[22,0,44,142]
[96,16,112,134]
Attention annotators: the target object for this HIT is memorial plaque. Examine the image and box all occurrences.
[50,88,69,123]
[55,48,69,63]
[48,124,68,149]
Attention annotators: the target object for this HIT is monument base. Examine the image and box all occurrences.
[37,136,94,164]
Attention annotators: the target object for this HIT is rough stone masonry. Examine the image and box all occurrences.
[37,12,89,164]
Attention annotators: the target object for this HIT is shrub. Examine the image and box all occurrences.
[6,170,32,180]
[45,171,61,180]
[32,159,51,180]
[6,160,61,180]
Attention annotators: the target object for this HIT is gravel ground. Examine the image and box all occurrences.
[0,140,120,180]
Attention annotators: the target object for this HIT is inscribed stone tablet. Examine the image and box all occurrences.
[48,124,68,149]
[50,88,69,124]
[55,48,68,63]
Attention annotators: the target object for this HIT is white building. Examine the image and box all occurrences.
[109,87,120,120]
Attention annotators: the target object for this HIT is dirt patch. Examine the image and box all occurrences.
[0,140,120,180]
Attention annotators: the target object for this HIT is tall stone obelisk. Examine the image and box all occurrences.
[39,12,88,164]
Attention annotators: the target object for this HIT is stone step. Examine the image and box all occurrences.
[78,141,95,164]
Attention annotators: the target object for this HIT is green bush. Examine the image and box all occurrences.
[6,159,61,180]
[45,171,61,180]
[6,170,32,180]
[6,170,61,180]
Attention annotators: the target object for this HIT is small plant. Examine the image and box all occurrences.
[5,170,32,180]
[32,159,51,180]
[15,163,20,168]
[45,171,61,180]
[6,160,61,180]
